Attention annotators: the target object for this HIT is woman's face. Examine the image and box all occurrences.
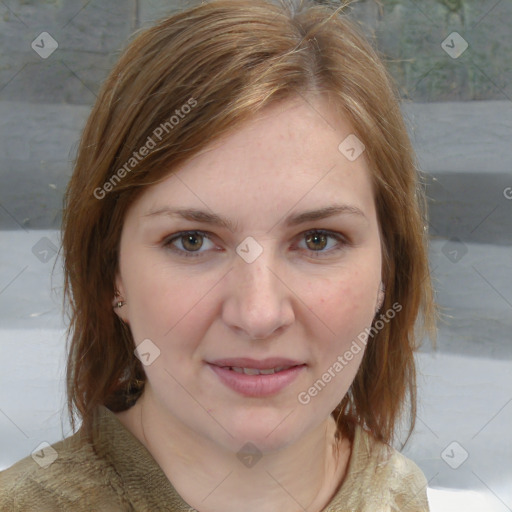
[115,95,383,453]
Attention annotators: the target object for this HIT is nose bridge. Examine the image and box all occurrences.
[238,250,276,299]
[224,242,293,339]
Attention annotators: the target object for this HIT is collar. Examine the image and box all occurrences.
[90,405,366,510]
[91,405,193,510]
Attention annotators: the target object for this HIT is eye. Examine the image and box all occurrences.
[162,229,348,259]
[163,230,215,257]
[296,229,348,257]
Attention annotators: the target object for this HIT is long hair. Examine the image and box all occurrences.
[62,0,436,446]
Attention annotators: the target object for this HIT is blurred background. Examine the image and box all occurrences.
[0,1,511,510]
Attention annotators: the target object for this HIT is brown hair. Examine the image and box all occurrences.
[62,0,435,446]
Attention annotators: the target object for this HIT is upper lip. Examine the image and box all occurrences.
[208,358,305,370]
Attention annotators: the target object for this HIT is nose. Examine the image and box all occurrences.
[222,248,295,341]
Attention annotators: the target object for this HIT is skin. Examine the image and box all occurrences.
[114,94,383,512]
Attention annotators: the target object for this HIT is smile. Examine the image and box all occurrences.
[221,365,295,375]
[207,363,306,397]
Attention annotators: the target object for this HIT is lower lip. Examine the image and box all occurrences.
[207,364,306,397]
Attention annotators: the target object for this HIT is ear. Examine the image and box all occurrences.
[113,274,130,324]
[375,282,385,313]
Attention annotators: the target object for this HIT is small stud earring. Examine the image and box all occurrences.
[114,289,126,309]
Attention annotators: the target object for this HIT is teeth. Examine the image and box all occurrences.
[243,367,262,375]
[224,366,292,375]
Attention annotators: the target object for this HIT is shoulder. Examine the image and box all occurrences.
[333,425,429,511]
[358,427,429,511]
[0,429,128,511]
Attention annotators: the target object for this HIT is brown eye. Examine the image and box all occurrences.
[298,229,348,258]
[163,230,215,258]
[181,232,204,252]
[305,232,328,251]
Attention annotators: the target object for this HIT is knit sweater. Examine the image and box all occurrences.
[0,405,429,511]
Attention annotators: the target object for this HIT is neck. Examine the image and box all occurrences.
[116,389,351,512]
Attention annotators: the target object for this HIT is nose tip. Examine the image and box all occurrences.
[230,296,291,341]
[222,256,294,341]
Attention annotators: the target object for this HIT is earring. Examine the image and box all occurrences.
[114,290,126,309]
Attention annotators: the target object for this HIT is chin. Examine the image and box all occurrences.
[215,407,308,453]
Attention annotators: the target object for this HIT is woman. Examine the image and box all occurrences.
[0,0,435,510]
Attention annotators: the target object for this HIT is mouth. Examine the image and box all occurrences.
[206,359,307,397]
[219,365,299,375]
[208,357,305,370]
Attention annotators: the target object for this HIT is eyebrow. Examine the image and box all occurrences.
[143,204,366,232]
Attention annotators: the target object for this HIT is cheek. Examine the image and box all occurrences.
[123,255,216,352]
[305,260,380,386]
[304,274,377,407]
[119,247,176,339]
[315,269,378,333]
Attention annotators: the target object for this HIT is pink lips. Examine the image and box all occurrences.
[209,357,304,370]
[207,357,306,397]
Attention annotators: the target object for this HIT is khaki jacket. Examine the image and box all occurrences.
[0,406,429,511]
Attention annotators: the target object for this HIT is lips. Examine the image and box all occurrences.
[227,366,293,375]
[209,357,305,371]
[206,357,307,397]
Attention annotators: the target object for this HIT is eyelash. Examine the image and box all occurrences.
[162,229,349,259]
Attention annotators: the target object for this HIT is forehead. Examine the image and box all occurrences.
[129,95,376,225]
